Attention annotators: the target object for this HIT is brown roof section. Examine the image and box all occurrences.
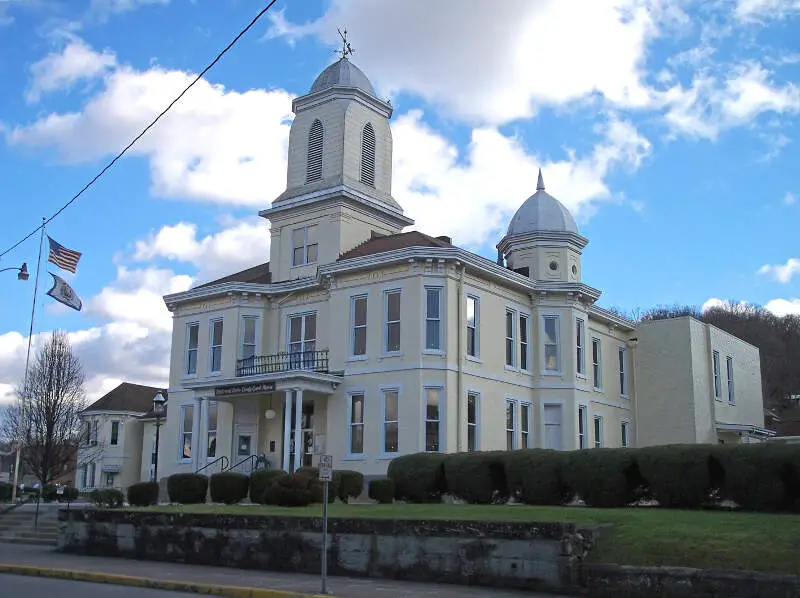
[82,382,167,414]
[339,231,454,261]
[194,262,271,290]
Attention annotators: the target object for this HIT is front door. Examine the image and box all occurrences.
[289,401,314,470]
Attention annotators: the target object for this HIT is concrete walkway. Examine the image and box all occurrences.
[0,544,573,597]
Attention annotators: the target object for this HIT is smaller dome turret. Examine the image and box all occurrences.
[506,170,579,237]
[310,57,377,97]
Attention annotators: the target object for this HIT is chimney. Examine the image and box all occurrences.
[496,248,505,266]
[436,235,452,244]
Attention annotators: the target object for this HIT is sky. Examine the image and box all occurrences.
[0,0,798,404]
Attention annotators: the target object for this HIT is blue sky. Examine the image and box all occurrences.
[0,0,798,401]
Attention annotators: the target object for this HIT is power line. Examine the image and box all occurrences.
[0,0,281,260]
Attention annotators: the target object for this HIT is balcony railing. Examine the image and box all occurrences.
[236,349,330,377]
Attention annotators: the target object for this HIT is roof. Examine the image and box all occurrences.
[507,170,579,237]
[339,231,454,261]
[82,382,167,414]
[310,57,376,97]
[193,262,271,290]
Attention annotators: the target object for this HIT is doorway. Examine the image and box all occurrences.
[288,400,314,471]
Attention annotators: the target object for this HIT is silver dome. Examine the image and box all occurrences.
[310,58,376,97]
[506,170,579,237]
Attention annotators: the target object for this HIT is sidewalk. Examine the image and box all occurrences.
[0,544,571,597]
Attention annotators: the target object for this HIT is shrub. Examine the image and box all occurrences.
[563,448,646,508]
[42,484,58,502]
[442,451,509,504]
[636,444,724,509]
[89,488,124,508]
[504,449,571,505]
[128,482,159,507]
[263,473,320,507]
[387,453,446,503]
[58,486,79,502]
[296,467,337,503]
[210,472,249,504]
[0,482,12,502]
[368,478,394,504]
[249,469,288,504]
[336,470,364,503]
[718,443,800,512]
[167,473,208,504]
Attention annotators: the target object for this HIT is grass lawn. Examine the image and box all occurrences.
[131,503,800,575]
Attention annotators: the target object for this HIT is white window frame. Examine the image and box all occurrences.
[593,415,604,448]
[287,312,317,369]
[81,464,88,489]
[578,405,588,449]
[423,386,444,453]
[88,462,95,489]
[240,315,258,361]
[209,318,223,374]
[712,350,721,399]
[185,322,199,376]
[621,420,630,448]
[726,356,735,404]
[346,391,365,458]
[542,402,564,450]
[206,400,218,461]
[519,313,530,371]
[91,420,98,444]
[291,225,319,267]
[618,346,628,397]
[110,420,120,446]
[424,286,443,353]
[506,398,517,450]
[505,309,516,368]
[179,404,193,463]
[542,315,561,374]
[466,391,480,452]
[381,387,399,456]
[592,337,602,390]
[466,295,479,359]
[576,318,586,377]
[383,289,402,355]
[350,294,368,358]
[520,402,532,449]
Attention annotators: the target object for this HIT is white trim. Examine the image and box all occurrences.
[383,288,402,356]
[519,312,531,372]
[505,308,517,369]
[466,389,481,452]
[422,384,445,452]
[185,321,200,377]
[349,293,369,359]
[591,337,603,391]
[540,400,566,451]
[593,414,604,448]
[178,403,194,463]
[541,314,562,375]
[576,318,586,377]
[712,350,722,400]
[286,310,317,355]
[577,404,588,449]
[379,386,400,458]
[520,401,533,449]
[239,315,259,361]
[345,389,366,460]
[291,224,319,267]
[620,419,630,448]
[505,398,517,450]
[465,294,479,359]
[209,318,224,374]
[618,345,628,398]
[726,355,735,405]
[423,284,444,354]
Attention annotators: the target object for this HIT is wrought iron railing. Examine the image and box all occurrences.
[236,349,329,377]
[227,454,269,475]
[195,455,228,476]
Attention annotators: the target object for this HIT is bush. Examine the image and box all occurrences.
[0,482,11,502]
[249,469,288,504]
[387,453,447,503]
[58,486,79,502]
[210,472,249,504]
[442,451,509,504]
[42,484,58,502]
[89,488,124,508]
[167,473,208,504]
[128,481,159,507]
[719,443,800,512]
[563,448,646,508]
[263,473,320,507]
[336,470,364,503]
[636,444,724,509]
[296,467,337,503]
[504,449,571,505]
[368,478,394,504]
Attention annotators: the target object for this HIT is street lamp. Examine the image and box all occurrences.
[0,263,29,281]
[152,393,166,483]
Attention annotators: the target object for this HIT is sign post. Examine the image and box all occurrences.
[318,454,333,595]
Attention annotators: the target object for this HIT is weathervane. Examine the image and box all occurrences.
[336,27,355,59]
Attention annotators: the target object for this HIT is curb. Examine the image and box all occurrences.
[0,564,329,598]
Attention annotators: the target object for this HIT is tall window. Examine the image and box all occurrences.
[186,323,199,375]
[209,319,223,372]
[467,392,479,452]
[592,338,602,389]
[360,123,376,186]
[348,393,364,455]
[543,404,563,450]
[713,351,721,399]
[618,347,628,396]
[576,318,585,376]
[519,314,530,370]
[621,421,630,448]
[306,119,323,183]
[382,389,398,454]
[384,290,401,353]
[241,317,257,360]
[81,465,88,489]
[466,296,479,357]
[578,405,588,449]
[726,356,735,404]
[425,287,442,351]
[91,420,98,444]
[88,462,95,489]
[351,295,368,356]
[521,403,531,449]
[593,415,603,448]
[207,401,218,459]
[424,388,442,452]
[180,405,193,460]
[505,310,516,367]
[543,316,560,372]
[505,399,516,450]
[291,225,318,266]
[110,421,120,446]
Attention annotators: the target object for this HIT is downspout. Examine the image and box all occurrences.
[456,262,465,453]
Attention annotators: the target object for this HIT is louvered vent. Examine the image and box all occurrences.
[360,123,376,187]
[306,119,324,183]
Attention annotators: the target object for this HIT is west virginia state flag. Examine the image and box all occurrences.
[46,272,83,312]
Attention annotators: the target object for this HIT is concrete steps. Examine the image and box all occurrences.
[0,505,61,546]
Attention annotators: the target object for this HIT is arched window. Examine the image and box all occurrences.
[306,119,324,183]
[360,123,376,187]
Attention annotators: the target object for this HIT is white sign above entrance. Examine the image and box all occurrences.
[214,381,276,397]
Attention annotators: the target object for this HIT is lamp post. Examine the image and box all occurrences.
[152,393,166,484]
[0,263,29,281]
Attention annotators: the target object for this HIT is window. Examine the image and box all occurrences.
[360,123,376,186]
[180,405,194,461]
[105,473,114,488]
[88,462,95,489]
[425,287,443,351]
[90,420,98,444]
[543,404,563,450]
[384,290,401,353]
[289,313,317,368]
[576,319,586,376]
[578,406,588,449]
[466,296,479,358]
[621,421,630,448]
[467,392,479,452]
[618,347,628,396]
[520,314,530,370]
[186,323,199,375]
[81,465,87,489]
[207,401,218,459]
[351,295,368,356]
[505,310,516,367]
[209,319,223,373]
[382,389,399,454]
[713,351,721,399]
[592,338,602,389]
[506,399,517,450]
[110,421,119,446]
[348,393,365,455]
[291,225,318,266]
[521,403,532,449]
[240,317,257,360]
[727,356,735,404]
[306,119,323,183]
[543,316,560,372]
[593,415,603,448]
[424,387,442,452]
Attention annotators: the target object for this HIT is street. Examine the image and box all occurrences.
[0,574,198,596]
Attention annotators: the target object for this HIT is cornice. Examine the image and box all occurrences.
[588,305,637,330]
[496,230,589,253]
[292,87,393,118]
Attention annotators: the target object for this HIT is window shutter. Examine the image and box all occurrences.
[306,119,324,183]
[360,123,376,186]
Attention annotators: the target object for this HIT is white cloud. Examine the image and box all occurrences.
[702,297,752,312]
[783,192,797,206]
[763,298,800,316]
[89,0,170,18]
[735,0,800,21]
[758,258,800,283]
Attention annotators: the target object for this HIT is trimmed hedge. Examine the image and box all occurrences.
[249,469,287,504]
[368,478,394,504]
[128,481,159,507]
[504,449,570,505]
[387,452,446,503]
[442,451,509,504]
[89,488,124,508]
[263,472,320,507]
[167,473,208,504]
[210,472,249,504]
[563,448,646,508]
[336,470,364,503]
[296,467,337,503]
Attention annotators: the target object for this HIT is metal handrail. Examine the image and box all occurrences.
[236,349,329,377]
[227,454,263,475]
[195,455,229,475]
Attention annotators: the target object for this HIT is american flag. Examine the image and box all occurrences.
[47,236,82,274]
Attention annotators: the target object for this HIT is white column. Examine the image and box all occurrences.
[282,390,293,471]
[293,388,304,471]
[191,397,202,471]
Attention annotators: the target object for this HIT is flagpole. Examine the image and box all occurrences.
[10,218,46,505]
